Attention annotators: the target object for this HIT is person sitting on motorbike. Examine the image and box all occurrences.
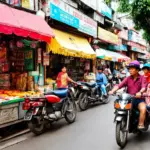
[109,60,147,130]
[142,63,150,106]
[56,65,75,89]
[96,66,108,98]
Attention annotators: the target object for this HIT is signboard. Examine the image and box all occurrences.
[24,49,34,71]
[108,45,127,51]
[43,52,50,66]
[98,27,119,45]
[21,0,34,10]
[50,3,79,29]
[97,1,112,19]
[9,0,20,6]
[37,48,42,64]
[127,41,147,50]
[48,0,97,37]
[80,0,96,10]
[93,12,104,24]
[118,30,128,41]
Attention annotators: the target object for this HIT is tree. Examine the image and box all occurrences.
[118,0,150,42]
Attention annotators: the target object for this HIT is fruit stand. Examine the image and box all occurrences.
[0,90,41,128]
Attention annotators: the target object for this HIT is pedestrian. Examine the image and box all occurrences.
[104,65,112,76]
[56,65,75,89]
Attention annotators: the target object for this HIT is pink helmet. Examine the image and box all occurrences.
[128,60,140,70]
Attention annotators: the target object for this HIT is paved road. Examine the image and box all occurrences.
[4,96,150,150]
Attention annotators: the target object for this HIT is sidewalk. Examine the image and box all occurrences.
[0,130,32,150]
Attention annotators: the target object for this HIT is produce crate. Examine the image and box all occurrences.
[0,103,19,125]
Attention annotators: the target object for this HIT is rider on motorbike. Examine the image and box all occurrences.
[96,66,108,98]
[109,60,147,130]
[142,63,150,106]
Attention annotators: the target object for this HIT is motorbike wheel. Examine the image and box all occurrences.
[28,116,45,135]
[78,93,89,111]
[65,101,77,123]
[116,121,128,148]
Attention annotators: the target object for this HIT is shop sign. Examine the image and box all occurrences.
[108,45,127,51]
[43,52,49,66]
[80,0,96,10]
[63,0,78,8]
[24,49,34,71]
[50,3,79,29]
[21,0,34,10]
[9,0,20,6]
[49,0,97,37]
[118,30,128,40]
[98,27,119,45]
[37,48,42,64]
[138,53,147,59]
[127,41,147,50]
[131,47,146,54]
[97,1,112,19]
[93,12,104,25]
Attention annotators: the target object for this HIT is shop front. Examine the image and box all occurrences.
[46,28,96,84]
[0,4,54,129]
[96,48,130,70]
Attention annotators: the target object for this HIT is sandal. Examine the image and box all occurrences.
[138,125,145,131]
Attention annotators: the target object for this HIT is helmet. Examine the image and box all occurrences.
[128,60,140,70]
[97,66,103,71]
[142,63,150,70]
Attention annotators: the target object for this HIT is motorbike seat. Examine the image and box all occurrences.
[53,89,68,98]
[44,89,68,98]
[85,82,96,88]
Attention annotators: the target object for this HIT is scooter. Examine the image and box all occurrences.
[114,93,150,148]
[78,81,110,111]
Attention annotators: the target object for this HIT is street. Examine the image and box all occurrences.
[3,97,150,150]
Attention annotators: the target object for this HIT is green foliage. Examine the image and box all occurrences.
[105,0,111,5]
[117,0,150,42]
[117,0,132,12]
[143,31,150,43]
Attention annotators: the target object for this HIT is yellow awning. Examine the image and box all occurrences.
[47,28,96,59]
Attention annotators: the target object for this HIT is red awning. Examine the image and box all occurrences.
[0,4,54,43]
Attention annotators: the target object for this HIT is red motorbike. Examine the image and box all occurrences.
[23,88,77,135]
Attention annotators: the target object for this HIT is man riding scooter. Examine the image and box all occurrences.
[109,60,147,130]
[96,67,108,98]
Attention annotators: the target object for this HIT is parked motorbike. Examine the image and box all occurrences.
[114,93,150,148]
[23,88,77,135]
[78,81,110,111]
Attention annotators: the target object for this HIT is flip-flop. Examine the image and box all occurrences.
[138,125,145,131]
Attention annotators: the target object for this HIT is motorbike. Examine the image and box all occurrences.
[114,93,150,148]
[78,81,110,111]
[23,88,77,135]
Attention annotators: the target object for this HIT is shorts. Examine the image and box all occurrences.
[132,99,145,108]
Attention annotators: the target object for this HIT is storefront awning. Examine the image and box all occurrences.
[47,29,96,59]
[96,49,130,62]
[0,4,54,43]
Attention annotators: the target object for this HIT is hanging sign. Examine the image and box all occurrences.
[37,48,42,64]
[24,49,34,71]
[43,52,49,66]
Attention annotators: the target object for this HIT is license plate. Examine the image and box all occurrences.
[24,111,33,121]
